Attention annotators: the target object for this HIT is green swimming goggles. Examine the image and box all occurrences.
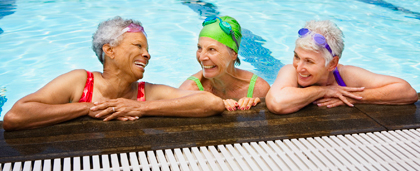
[202,17,239,50]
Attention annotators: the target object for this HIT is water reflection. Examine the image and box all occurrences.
[0,88,6,116]
[358,0,420,20]
[0,0,17,35]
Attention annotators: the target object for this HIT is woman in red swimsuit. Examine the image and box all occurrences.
[266,20,418,114]
[3,16,225,131]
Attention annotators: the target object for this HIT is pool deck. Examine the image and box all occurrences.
[1,93,419,163]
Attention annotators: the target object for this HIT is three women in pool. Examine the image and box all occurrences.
[3,16,225,131]
[266,20,418,114]
[3,16,418,131]
[179,16,270,111]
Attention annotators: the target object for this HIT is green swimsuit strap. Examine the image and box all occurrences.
[187,76,204,91]
[247,74,258,98]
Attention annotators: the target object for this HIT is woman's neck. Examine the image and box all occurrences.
[207,67,249,96]
[317,71,336,86]
[100,67,138,99]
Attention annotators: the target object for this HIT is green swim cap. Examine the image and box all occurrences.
[199,16,242,53]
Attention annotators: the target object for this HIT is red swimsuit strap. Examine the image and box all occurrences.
[78,71,94,102]
[137,82,145,101]
[79,72,144,102]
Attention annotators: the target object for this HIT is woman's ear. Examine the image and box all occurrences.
[232,51,238,62]
[102,44,115,59]
[328,56,339,71]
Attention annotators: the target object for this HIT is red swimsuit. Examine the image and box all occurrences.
[78,71,145,102]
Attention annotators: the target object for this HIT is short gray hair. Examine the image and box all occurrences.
[92,16,143,64]
[295,20,344,66]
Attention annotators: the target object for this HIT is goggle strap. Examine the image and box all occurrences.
[325,44,334,57]
[298,28,334,57]
[230,30,239,50]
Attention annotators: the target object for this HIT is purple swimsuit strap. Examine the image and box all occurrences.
[333,67,346,87]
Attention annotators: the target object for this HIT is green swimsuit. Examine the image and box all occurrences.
[187,74,258,98]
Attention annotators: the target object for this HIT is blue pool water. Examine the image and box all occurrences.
[0,0,419,120]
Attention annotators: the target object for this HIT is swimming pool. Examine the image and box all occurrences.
[1,0,419,120]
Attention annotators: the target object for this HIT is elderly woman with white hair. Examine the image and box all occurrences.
[266,20,418,114]
[3,16,225,131]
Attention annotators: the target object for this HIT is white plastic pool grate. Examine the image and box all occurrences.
[1,129,420,171]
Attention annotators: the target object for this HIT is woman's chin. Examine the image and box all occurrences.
[202,74,215,79]
[202,70,219,78]
[133,72,144,80]
[297,80,313,87]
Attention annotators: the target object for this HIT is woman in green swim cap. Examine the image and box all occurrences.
[180,16,270,111]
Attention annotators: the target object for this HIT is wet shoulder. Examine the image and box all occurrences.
[238,69,270,97]
[179,71,203,91]
[337,65,367,86]
[69,69,93,102]
[252,73,271,98]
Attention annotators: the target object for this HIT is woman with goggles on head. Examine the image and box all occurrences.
[266,20,418,115]
[180,16,270,111]
[3,16,225,131]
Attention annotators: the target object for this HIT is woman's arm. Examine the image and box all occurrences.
[265,65,364,114]
[341,65,418,104]
[3,70,91,131]
[92,83,225,121]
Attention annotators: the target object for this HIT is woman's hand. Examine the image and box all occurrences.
[90,98,142,121]
[223,99,239,111]
[88,108,138,121]
[313,97,352,108]
[223,97,261,111]
[237,97,260,110]
[321,86,364,107]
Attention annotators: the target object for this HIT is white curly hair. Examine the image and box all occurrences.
[295,20,344,66]
[92,16,143,64]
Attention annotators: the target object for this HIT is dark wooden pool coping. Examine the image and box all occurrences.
[1,94,420,163]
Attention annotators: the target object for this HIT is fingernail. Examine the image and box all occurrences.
[95,114,100,117]
[90,107,96,110]
[247,106,250,110]
[135,116,139,119]
[253,103,256,106]
[94,102,99,105]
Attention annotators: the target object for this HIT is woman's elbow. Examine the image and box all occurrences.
[3,100,30,131]
[266,95,296,115]
[3,111,20,131]
[198,92,225,116]
[400,82,418,104]
[407,88,418,104]
[209,94,225,114]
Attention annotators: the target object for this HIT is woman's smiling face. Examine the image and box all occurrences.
[293,46,331,87]
[196,37,235,78]
[113,32,150,79]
